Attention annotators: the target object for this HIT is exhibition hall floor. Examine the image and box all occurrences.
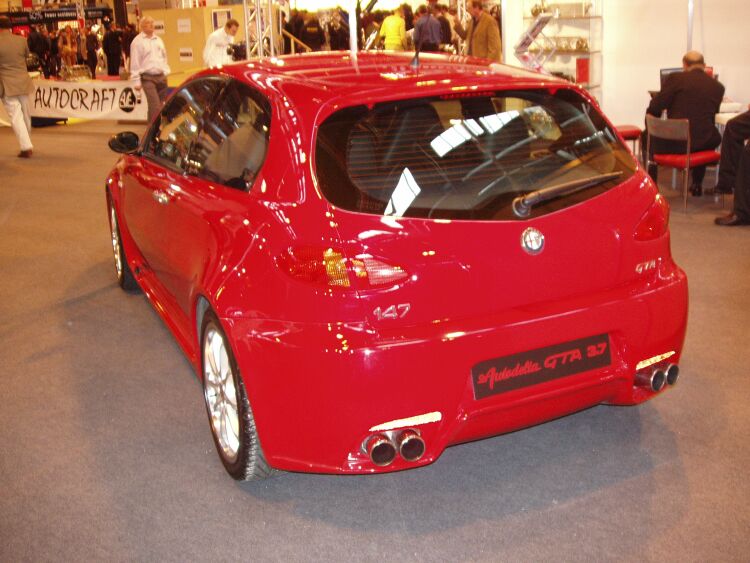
[1,121,748,561]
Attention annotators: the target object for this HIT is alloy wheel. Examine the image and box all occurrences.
[203,326,240,462]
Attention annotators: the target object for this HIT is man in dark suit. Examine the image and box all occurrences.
[642,51,724,196]
[0,16,34,158]
[713,109,750,195]
[715,143,750,226]
[102,24,123,76]
[27,25,50,77]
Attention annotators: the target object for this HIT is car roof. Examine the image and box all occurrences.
[210,51,569,108]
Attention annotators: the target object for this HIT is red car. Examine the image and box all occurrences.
[106,52,687,480]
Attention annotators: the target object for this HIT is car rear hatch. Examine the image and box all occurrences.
[314,87,644,328]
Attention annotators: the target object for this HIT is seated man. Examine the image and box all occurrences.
[641,51,724,196]
[714,108,750,194]
[715,143,750,226]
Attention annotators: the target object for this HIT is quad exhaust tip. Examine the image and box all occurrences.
[398,429,426,462]
[364,429,425,466]
[666,364,679,386]
[636,368,666,392]
[364,434,397,467]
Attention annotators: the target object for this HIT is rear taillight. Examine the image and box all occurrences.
[277,246,408,289]
[350,255,408,286]
[634,194,670,241]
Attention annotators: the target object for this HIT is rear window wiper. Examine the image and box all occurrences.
[512,171,623,218]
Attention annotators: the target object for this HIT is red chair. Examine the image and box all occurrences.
[645,115,720,210]
[616,124,642,156]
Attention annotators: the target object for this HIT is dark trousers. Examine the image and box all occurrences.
[48,54,59,77]
[86,50,97,79]
[733,145,750,221]
[641,130,720,186]
[106,52,121,76]
[716,110,750,192]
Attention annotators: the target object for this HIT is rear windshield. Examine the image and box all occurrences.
[315,89,636,220]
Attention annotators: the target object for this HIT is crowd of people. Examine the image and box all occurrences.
[26,21,137,80]
[282,1,500,60]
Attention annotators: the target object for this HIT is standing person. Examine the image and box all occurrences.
[454,0,501,61]
[202,18,239,68]
[327,12,349,51]
[102,23,122,76]
[641,51,724,195]
[27,25,43,57]
[445,6,459,51]
[413,4,442,52]
[39,27,52,77]
[121,23,136,70]
[299,13,325,52]
[0,16,34,158]
[73,28,83,64]
[129,16,170,123]
[59,25,76,68]
[27,25,49,75]
[48,28,59,76]
[401,3,414,32]
[84,26,99,78]
[376,7,407,51]
[713,109,750,195]
[435,5,451,46]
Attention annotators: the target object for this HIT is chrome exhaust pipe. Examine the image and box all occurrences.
[364,434,396,467]
[666,364,679,386]
[635,368,666,392]
[397,429,425,462]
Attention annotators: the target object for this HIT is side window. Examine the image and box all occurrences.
[189,80,272,191]
[144,78,225,171]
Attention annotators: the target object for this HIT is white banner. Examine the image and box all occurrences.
[31,78,148,121]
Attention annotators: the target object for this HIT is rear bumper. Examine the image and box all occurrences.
[223,266,688,474]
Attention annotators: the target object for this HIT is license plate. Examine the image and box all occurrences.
[472,334,611,399]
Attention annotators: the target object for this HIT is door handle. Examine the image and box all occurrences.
[152,191,170,205]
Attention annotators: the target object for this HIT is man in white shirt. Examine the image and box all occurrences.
[203,19,239,68]
[129,16,171,123]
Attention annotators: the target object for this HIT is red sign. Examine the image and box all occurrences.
[576,57,590,85]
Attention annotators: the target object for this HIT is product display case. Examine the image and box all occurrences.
[520,1,602,97]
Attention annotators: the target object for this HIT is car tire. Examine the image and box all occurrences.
[108,196,139,292]
[201,310,275,481]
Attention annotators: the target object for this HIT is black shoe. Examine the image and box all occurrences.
[690,184,703,197]
[17,149,32,158]
[714,214,750,226]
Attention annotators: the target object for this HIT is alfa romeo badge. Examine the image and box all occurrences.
[521,227,545,255]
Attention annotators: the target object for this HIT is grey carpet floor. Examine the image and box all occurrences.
[1,120,749,562]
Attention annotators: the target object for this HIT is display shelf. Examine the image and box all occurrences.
[520,0,603,97]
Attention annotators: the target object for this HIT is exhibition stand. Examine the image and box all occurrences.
[30,77,148,121]
[0,77,147,125]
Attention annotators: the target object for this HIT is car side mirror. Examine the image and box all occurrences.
[108,131,140,154]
